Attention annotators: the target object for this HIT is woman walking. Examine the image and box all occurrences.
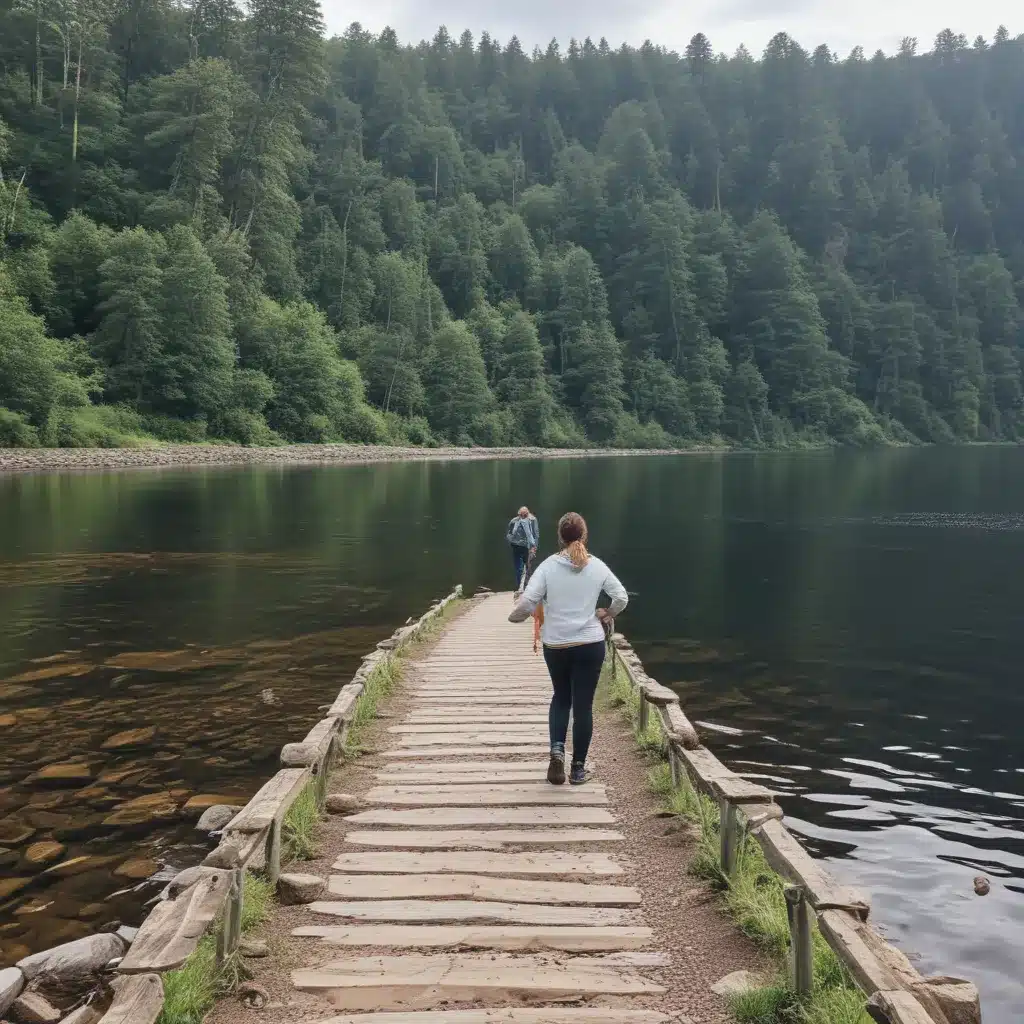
[509,513,628,785]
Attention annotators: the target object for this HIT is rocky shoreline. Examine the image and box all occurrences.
[0,443,694,474]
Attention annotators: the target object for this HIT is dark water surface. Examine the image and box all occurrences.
[0,451,1022,1018]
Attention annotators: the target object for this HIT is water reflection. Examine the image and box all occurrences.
[0,451,1023,1017]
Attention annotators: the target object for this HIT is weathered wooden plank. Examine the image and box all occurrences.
[331,852,623,876]
[408,696,545,705]
[755,821,870,917]
[225,768,309,833]
[119,871,231,973]
[368,782,606,794]
[384,746,551,759]
[364,786,608,807]
[313,1010,668,1024]
[328,874,640,906]
[379,761,551,774]
[396,733,552,747]
[866,991,935,1024]
[391,723,548,734]
[404,715,549,724]
[344,830,624,849]
[307,901,631,926]
[97,974,164,1024]
[293,953,663,1011]
[326,684,364,720]
[375,771,553,786]
[345,807,616,828]
[816,910,897,996]
[658,703,700,750]
[294,925,650,952]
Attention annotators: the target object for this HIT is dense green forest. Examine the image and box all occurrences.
[0,5,1023,449]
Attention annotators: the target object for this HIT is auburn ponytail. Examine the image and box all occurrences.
[558,512,590,568]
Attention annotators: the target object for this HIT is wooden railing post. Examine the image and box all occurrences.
[668,744,680,788]
[638,691,650,734]
[265,818,282,886]
[719,799,739,876]
[784,884,813,998]
[217,867,244,964]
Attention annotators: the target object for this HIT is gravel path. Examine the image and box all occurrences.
[206,595,765,1024]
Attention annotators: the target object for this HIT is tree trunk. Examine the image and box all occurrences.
[72,33,83,163]
[338,200,353,320]
[34,5,43,106]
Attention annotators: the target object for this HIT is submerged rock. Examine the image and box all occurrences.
[100,727,155,750]
[24,764,92,787]
[182,794,241,818]
[114,858,159,880]
[22,842,65,867]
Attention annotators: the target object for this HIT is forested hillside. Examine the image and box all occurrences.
[1,5,1023,449]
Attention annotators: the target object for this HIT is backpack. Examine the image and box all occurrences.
[506,516,530,547]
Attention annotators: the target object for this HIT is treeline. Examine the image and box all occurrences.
[0,6,1023,449]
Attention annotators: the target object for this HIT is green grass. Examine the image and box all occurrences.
[282,781,321,863]
[606,657,873,1024]
[157,872,277,1024]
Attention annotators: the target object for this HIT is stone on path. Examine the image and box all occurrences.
[60,1005,102,1024]
[331,851,624,876]
[292,925,653,952]
[326,874,640,906]
[292,953,665,1012]
[343,829,624,850]
[710,970,759,998]
[325,793,364,814]
[312,1012,669,1024]
[240,938,270,958]
[278,873,326,905]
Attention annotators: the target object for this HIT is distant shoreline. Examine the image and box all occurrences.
[0,443,716,475]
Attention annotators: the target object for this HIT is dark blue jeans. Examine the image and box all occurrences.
[543,641,606,766]
[511,544,530,590]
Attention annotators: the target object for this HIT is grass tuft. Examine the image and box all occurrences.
[604,654,873,1024]
[282,781,321,863]
[158,936,217,1024]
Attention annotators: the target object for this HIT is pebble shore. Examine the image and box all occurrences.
[0,443,690,474]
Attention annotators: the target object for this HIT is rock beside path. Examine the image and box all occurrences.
[195,805,241,832]
[710,969,758,998]
[277,873,324,905]
[60,1006,101,1024]
[16,934,125,987]
[325,793,363,814]
[10,991,61,1024]
[0,967,24,1017]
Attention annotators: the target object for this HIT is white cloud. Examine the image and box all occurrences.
[320,0,1018,58]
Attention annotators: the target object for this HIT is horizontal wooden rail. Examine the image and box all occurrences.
[102,586,464,1024]
[607,632,982,1024]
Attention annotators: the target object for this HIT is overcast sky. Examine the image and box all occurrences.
[320,0,1017,59]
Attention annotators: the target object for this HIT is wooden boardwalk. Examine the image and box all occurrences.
[290,593,672,1023]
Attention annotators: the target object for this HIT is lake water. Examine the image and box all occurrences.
[0,450,1022,1018]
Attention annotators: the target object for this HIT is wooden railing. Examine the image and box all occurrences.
[100,587,464,1023]
[608,632,982,1024]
